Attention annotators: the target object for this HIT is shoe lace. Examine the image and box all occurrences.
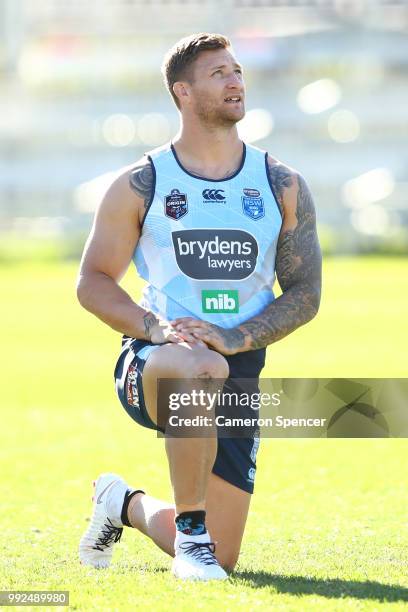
[92,518,123,551]
[179,541,218,565]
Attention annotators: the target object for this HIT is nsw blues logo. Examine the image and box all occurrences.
[242,188,264,220]
[165,188,188,220]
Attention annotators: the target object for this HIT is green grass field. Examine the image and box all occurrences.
[1,256,407,610]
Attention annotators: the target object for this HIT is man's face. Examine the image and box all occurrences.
[183,48,246,126]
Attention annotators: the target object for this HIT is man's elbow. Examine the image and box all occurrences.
[305,287,321,321]
[76,276,93,311]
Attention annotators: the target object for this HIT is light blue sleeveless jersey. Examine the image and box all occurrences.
[131,142,282,329]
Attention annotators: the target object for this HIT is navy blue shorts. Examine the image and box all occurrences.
[114,337,266,494]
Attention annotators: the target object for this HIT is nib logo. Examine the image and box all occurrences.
[202,290,239,314]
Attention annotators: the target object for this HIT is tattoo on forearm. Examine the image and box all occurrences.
[240,287,318,350]
[210,325,246,351]
[241,170,322,350]
[129,160,154,208]
[143,311,157,339]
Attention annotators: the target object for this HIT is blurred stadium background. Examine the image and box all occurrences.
[1,0,408,259]
[2,6,408,605]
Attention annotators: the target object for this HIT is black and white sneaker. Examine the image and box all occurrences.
[172,532,228,581]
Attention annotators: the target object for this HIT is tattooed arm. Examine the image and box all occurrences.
[129,157,154,215]
[237,159,322,349]
[76,158,188,344]
[173,159,321,355]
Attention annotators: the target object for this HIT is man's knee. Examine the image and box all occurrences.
[148,345,229,380]
[193,350,229,380]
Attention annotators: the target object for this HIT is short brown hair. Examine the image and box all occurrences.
[161,33,231,109]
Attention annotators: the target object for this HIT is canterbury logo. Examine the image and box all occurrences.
[202,189,226,201]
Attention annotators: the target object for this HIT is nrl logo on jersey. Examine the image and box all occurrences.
[242,188,265,220]
[165,188,188,220]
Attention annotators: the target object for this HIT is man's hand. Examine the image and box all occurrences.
[171,317,249,355]
[145,312,206,347]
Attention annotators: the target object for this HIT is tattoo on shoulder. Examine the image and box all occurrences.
[129,159,154,208]
[267,159,294,215]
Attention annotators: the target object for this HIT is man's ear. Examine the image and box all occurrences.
[173,81,190,106]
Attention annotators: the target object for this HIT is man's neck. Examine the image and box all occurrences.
[172,120,243,179]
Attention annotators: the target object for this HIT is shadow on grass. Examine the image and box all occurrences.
[232,571,408,603]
